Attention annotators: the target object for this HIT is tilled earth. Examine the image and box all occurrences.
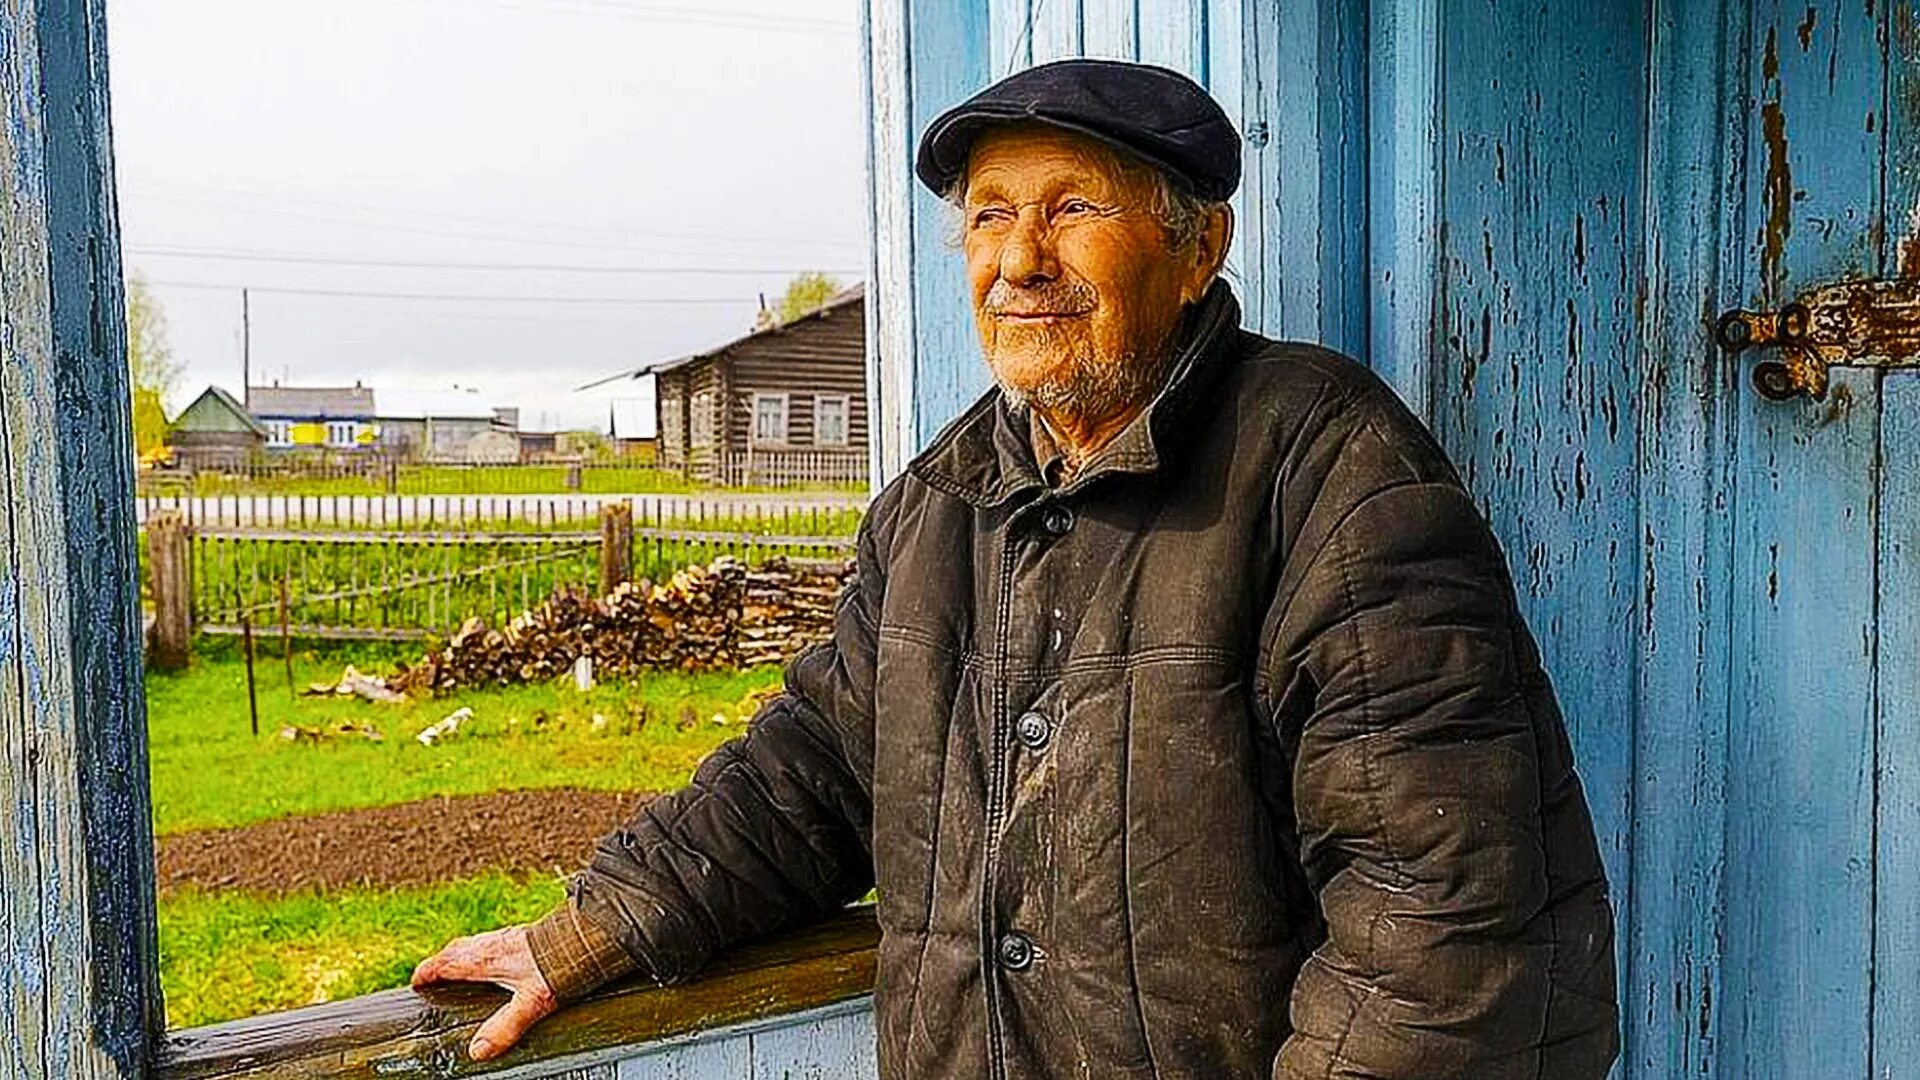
[156,788,654,895]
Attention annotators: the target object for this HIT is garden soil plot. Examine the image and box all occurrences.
[156,788,653,895]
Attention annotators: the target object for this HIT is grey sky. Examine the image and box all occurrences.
[107,0,869,433]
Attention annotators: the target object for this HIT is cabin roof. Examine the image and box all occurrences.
[172,385,267,436]
[247,384,376,418]
[577,283,865,390]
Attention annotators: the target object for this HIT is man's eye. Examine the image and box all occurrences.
[970,207,1011,228]
[1058,198,1096,216]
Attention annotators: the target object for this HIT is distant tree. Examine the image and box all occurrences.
[561,428,614,462]
[777,272,841,325]
[126,275,182,457]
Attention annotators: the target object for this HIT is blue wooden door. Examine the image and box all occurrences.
[866,1,1920,1075]
[1699,3,1919,1077]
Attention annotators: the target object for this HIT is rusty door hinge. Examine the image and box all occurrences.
[1716,277,1920,399]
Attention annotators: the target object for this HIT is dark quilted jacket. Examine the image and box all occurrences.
[571,283,1620,1078]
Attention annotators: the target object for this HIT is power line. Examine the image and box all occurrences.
[147,280,758,305]
[129,245,862,277]
[134,191,864,261]
[130,180,867,254]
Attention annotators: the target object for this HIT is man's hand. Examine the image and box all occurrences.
[411,925,558,1062]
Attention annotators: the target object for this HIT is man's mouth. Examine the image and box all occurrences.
[992,310,1090,321]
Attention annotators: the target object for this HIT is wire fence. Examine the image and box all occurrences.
[146,497,863,643]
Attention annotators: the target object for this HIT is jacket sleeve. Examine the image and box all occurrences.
[1264,391,1616,1079]
[555,502,889,988]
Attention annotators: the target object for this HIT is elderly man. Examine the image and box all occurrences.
[415,59,1620,1078]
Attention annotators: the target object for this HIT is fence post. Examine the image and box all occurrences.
[599,501,633,594]
[566,458,584,491]
[148,511,193,671]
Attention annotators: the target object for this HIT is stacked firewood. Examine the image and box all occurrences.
[388,556,849,694]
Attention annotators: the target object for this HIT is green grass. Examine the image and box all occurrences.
[148,645,784,1028]
[146,646,781,835]
[160,873,565,1028]
[177,509,861,636]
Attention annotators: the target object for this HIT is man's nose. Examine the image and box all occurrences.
[997,206,1058,286]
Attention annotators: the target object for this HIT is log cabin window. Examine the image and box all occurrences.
[265,419,292,447]
[814,395,850,447]
[660,396,684,449]
[690,390,715,447]
[752,392,790,446]
[326,420,358,447]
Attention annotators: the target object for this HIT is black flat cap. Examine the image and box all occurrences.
[916,58,1241,202]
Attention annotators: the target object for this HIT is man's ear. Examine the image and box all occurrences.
[1181,204,1234,303]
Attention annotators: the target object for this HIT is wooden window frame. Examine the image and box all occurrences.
[325,420,358,447]
[659,396,684,449]
[689,389,715,448]
[750,391,791,447]
[2,7,875,1077]
[264,419,292,447]
[813,394,851,448]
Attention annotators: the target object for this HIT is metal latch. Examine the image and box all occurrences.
[1716,277,1920,400]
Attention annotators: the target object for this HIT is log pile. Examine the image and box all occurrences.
[388,556,849,694]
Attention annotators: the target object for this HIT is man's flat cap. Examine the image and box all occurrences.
[916,58,1241,202]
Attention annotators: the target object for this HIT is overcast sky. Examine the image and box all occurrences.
[106,0,869,433]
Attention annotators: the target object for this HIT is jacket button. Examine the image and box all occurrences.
[1015,710,1051,752]
[997,932,1035,971]
[1040,505,1074,536]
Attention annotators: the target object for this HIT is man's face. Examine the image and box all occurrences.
[960,125,1218,421]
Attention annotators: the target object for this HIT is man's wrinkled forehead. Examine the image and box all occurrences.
[957,123,1163,205]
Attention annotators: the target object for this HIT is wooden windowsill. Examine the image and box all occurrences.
[154,905,878,1079]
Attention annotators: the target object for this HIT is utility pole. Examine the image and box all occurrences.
[241,287,252,408]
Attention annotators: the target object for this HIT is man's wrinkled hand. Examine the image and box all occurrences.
[411,925,557,1062]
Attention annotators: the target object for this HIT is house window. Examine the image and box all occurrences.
[660,397,684,448]
[690,391,714,447]
[264,419,291,447]
[752,393,789,445]
[327,421,358,447]
[814,395,849,447]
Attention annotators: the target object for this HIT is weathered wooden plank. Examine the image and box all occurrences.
[1202,0,1244,290]
[1026,0,1081,63]
[153,906,880,1080]
[1237,1,1366,350]
[988,0,1030,77]
[613,1035,750,1078]
[1363,0,1438,416]
[902,1,994,448]
[1425,2,1647,957]
[149,512,194,670]
[1624,1,1745,1074]
[1135,0,1198,74]
[1,1,159,1078]
[499,1067,611,1080]
[746,1006,877,1080]
[1078,0,1136,60]
[859,0,914,487]
[1717,4,1887,1075]
[1873,6,1920,1072]
[1875,370,1920,1079]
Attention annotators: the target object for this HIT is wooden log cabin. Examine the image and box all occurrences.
[648,285,869,487]
[11,0,1920,1077]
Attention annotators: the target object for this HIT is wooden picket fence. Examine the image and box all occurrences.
[142,498,861,656]
[135,491,864,531]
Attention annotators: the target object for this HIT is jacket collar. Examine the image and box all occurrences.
[909,280,1243,508]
